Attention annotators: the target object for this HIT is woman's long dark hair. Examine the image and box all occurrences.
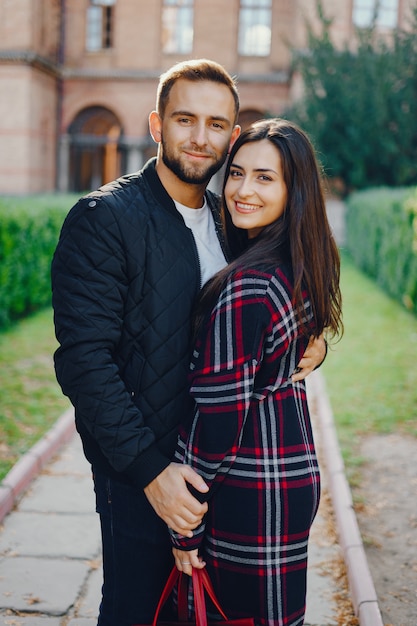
[194,118,343,341]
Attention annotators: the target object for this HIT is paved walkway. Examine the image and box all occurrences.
[0,371,358,626]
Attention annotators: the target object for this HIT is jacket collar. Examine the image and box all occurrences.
[141,157,179,220]
[141,157,231,260]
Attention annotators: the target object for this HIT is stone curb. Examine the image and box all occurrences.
[0,407,75,523]
[312,371,384,626]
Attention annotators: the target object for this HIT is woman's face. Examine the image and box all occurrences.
[225,138,288,239]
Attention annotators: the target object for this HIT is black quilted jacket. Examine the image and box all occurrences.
[51,158,227,490]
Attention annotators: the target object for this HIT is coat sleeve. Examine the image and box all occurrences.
[51,196,158,484]
[170,269,298,550]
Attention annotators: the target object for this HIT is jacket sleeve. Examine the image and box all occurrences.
[51,196,161,486]
[169,270,297,550]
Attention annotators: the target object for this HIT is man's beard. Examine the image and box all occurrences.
[161,140,229,185]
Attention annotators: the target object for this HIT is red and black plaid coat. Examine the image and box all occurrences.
[171,264,321,626]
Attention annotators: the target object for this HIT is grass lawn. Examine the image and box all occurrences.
[0,308,70,480]
[322,254,417,482]
[0,254,416,485]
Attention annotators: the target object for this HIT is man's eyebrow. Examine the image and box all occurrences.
[210,115,232,125]
[171,110,232,126]
[170,109,195,118]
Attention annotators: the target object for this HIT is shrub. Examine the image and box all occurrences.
[345,187,417,314]
[287,2,417,193]
[0,195,78,328]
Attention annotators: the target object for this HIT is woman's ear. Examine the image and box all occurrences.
[149,111,162,143]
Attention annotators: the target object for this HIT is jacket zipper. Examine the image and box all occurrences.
[188,227,203,289]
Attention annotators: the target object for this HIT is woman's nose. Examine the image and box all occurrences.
[236,177,254,197]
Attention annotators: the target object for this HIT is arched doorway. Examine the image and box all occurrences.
[68,106,124,192]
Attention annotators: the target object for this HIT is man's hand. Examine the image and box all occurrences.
[292,334,327,382]
[144,463,209,537]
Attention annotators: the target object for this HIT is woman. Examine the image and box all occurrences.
[169,119,343,626]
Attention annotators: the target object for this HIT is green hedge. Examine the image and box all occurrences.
[345,187,417,315]
[2,189,417,327]
[0,195,79,328]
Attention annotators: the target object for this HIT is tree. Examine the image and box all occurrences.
[288,2,417,193]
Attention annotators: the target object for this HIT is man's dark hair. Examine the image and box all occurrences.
[156,59,239,123]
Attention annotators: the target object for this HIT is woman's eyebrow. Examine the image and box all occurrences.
[231,163,278,175]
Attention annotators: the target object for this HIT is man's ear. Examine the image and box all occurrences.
[149,111,162,144]
[228,125,241,153]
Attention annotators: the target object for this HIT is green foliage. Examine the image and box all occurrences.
[0,194,78,328]
[345,187,417,314]
[288,2,417,192]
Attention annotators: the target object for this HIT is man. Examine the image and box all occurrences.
[52,59,325,626]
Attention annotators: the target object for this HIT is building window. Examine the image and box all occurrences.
[86,0,115,52]
[352,0,399,29]
[162,0,193,54]
[238,0,272,57]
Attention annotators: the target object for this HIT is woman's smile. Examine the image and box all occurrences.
[234,201,262,213]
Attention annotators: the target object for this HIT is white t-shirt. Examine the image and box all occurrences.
[174,198,227,287]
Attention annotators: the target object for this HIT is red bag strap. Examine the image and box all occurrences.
[150,567,229,626]
[177,570,189,621]
[192,569,207,626]
[151,567,180,626]
[192,568,228,624]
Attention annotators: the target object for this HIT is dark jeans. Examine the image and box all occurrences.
[93,470,175,626]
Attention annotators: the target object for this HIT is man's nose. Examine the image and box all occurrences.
[190,123,208,147]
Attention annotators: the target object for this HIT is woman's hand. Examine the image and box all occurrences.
[292,334,327,382]
[172,547,205,576]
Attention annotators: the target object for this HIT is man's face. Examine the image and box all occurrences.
[156,79,239,185]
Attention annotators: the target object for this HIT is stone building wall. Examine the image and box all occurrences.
[0,0,414,193]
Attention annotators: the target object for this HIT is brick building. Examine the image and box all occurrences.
[0,0,414,194]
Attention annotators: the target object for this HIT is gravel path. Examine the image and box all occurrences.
[354,433,417,626]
